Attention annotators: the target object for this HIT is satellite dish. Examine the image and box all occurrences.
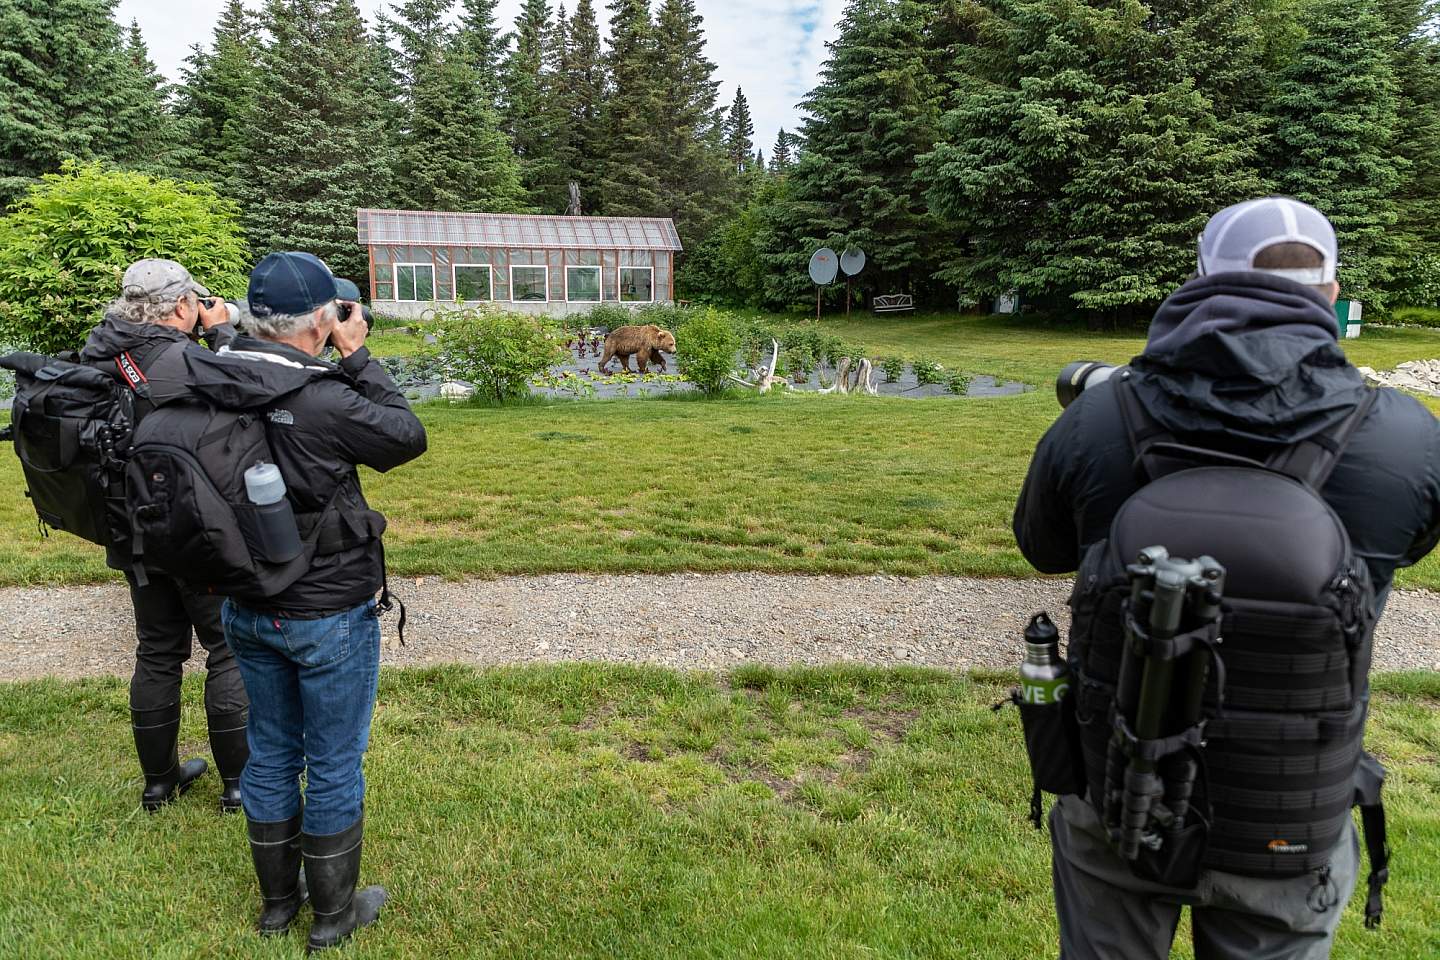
[840,247,866,276]
[808,248,839,286]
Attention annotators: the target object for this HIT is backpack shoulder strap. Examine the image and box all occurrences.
[1264,389,1378,490]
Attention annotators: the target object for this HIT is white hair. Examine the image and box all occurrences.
[244,301,338,341]
[106,290,197,326]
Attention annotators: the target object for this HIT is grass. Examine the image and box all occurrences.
[0,664,1435,959]
[3,314,1438,588]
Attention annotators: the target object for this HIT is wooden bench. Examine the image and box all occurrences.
[873,294,914,314]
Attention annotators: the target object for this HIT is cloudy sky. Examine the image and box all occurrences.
[116,0,840,153]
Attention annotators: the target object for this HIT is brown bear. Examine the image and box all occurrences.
[600,324,677,374]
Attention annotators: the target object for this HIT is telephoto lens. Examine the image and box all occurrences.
[1056,361,1118,408]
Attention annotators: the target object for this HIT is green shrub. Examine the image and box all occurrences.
[787,342,816,381]
[634,303,695,334]
[880,356,907,383]
[676,308,740,396]
[0,162,249,354]
[946,371,973,395]
[582,303,633,332]
[912,357,945,385]
[1390,306,1440,329]
[420,307,566,404]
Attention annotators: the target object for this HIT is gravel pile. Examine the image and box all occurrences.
[2,574,1438,681]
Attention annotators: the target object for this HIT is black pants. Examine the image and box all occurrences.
[127,573,248,716]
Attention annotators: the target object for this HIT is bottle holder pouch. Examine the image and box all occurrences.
[1015,691,1086,796]
[233,499,303,564]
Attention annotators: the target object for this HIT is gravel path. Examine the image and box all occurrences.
[2,573,1439,682]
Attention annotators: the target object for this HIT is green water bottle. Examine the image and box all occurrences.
[1021,612,1070,705]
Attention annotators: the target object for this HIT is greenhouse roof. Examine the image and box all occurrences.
[356,209,683,251]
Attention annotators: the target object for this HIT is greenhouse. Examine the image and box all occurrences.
[356,209,683,318]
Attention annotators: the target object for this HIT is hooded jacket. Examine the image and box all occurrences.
[1013,272,1440,599]
[188,335,428,615]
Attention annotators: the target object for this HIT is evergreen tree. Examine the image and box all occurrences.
[1271,0,1401,306]
[725,88,755,173]
[368,17,408,166]
[921,0,1266,315]
[565,0,608,207]
[1380,0,1440,303]
[765,0,951,306]
[505,0,570,208]
[232,0,391,281]
[0,0,160,206]
[650,0,735,246]
[173,0,262,188]
[596,0,665,216]
[457,0,507,101]
[114,21,179,174]
[769,128,795,173]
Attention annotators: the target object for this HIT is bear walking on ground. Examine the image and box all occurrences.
[600,324,677,374]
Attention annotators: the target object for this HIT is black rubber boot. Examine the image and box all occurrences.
[248,813,309,936]
[303,817,386,953]
[207,707,249,814]
[131,702,208,812]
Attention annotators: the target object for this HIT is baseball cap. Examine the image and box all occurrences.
[334,277,362,301]
[122,259,210,301]
[1197,197,1338,285]
[247,252,339,317]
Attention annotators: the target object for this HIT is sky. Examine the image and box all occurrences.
[115,0,841,155]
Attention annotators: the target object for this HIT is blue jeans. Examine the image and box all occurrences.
[222,599,381,836]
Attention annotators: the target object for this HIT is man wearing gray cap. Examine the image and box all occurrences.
[78,258,252,815]
[1013,198,1440,958]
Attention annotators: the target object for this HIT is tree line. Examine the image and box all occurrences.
[1,0,1437,318]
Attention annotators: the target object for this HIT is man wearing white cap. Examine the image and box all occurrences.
[1012,198,1440,958]
[78,259,252,815]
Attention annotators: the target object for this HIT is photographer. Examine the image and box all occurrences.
[79,259,250,813]
[1014,198,1440,959]
[214,252,425,950]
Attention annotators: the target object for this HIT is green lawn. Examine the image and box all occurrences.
[3,314,1439,588]
[0,665,1436,959]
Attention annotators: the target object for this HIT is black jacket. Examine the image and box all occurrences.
[1014,272,1440,599]
[80,314,242,569]
[188,336,428,615]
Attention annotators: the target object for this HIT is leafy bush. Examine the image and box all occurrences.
[420,307,566,403]
[880,356,907,383]
[911,357,946,385]
[676,308,740,396]
[634,303,696,335]
[1390,306,1440,328]
[0,162,249,354]
[1389,254,1440,311]
[787,342,816,381]
[946,371,973,395]
[582,303,633,332]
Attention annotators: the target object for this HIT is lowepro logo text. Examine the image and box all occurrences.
[1267,839,1309,854]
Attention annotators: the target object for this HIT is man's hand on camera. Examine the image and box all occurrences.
[198,296,230,331]
[331,300,368,358]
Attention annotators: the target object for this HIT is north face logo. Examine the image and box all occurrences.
[1267,839,1309,854]
[268,409,294,426]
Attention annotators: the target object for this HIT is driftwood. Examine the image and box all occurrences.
[818,356,878,395]
[728,339,789,393]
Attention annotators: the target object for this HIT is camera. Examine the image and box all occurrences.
[338,301,374,333]
[1056,361,1119,408]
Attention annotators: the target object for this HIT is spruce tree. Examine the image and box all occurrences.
[725,88,755,173]
[1379,0,1440,303]
[232,0,391,281]
[650,0,735,246]
[565,0,608,207]
[0,0,158,206]
[505,0,570,209]
[173,0,262,188]
[1271,0,1401,306]
[113,21,180,175]
[765,0,951,306]
[596,0,665,217]
[391,0,527,213]
[769,129,794,173]
[458,0,507,101]
[921,0,1265,316]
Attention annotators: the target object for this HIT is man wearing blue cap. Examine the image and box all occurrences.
[1013,198,1440,958]
[212,252,426,951]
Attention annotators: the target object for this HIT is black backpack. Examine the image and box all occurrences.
[0,352,134,546]
[1061,372,1390,923]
